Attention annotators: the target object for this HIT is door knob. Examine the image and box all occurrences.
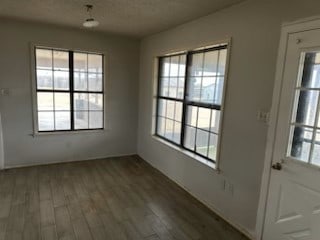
[272,162,282,171]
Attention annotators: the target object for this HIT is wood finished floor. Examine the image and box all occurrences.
[0,155,249,240]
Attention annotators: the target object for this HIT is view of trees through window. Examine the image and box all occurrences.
[156,45,228,163]
[35,47,104,132]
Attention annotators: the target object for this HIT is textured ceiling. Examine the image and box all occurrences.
[0,0,244,38]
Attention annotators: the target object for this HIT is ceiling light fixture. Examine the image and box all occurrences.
[83,4,99,28]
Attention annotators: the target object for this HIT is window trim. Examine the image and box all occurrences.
[30,44,108,136]
[153,41,231,169]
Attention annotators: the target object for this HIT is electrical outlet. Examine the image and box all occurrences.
[0,89,9,96]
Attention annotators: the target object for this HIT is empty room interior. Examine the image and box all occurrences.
[1,0,320,239]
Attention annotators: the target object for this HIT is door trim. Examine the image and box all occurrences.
[256,15,320,240]
[0,112,4,170]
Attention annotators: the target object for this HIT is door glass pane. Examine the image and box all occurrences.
[289,126,312,162]
[289,51,320,166]
[300,52,320,88]
[293,90,318,127]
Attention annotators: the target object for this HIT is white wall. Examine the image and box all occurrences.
[0,19,140,168]
[138,0,320,237]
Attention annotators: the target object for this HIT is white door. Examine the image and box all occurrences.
[263,29,320,240]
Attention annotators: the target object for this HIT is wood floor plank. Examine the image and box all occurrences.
[0,157,248,240]
[40,200,55,227]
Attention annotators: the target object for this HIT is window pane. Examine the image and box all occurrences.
[89,111,103,129]
[166,100,175,119]
[289,126,312,162]
[170,56,179,77]
[208,133,218,160]
[74,93,89,110]
[211,110,221,133]
[37,92,53,111]
[89,94,103,111]
[179,55,186,77]
[165,119,174,140]
[74,111,89,129]
[88,54,103,73]
[197,108,211,130]
[161,57,170,77]
[186,106,198,127]
[218,49,227,75]
[188,77,201,101]
[160,78,169,97]
[36,49,52,69]
[74,53,87,72]
[177,78,185,99]
[293,90,318,127]
[37,70,53,89]
[53,51,69,71]
[88,73,103,91]
[38,112,54,131]
[203,51,218,76]
[168,77,178,98]
[214,77,224,105]
[54,93,70,111]
[200,77,215,103]
[196,129,209,156]
[157,116,165,136]
[74,72,87,91]
[173,122,181,144]
[174,102,182,122]
[190,53,203,77]
[158,99,166,117]
[55,111,70,130]
[54,71,69,90]
[184,126,196,150]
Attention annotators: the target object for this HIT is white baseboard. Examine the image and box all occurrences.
[3,152,137,169]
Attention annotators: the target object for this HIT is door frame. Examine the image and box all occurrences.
[0,112,4,170]
[256,15,320,240]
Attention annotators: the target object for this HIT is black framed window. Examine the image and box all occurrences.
[155,44,228,163]
[35,47,104,132]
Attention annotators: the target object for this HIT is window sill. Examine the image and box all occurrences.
[31,129,108,137]
[152,135,219,171]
